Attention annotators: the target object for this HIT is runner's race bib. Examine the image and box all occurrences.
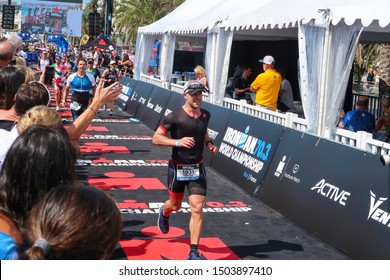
[177,164,200,181]
[69,101,82,111]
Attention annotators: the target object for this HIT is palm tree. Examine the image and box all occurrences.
[377,44,390,96]
[113,0,184,46]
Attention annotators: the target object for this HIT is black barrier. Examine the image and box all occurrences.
[158,90,186,127]
[257,128,390,259]
[115,76,138,112]
[210,111,284,195]
[201,103,231,167]
[138,86,173,131]
[124,81,154,118]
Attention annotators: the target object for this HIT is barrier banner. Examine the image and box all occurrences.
[156,91,186,130]
[124,81,154,118]
[210,111,284,195]
[200,102,230,166]
[115,77,138,112]
[138,87,173,131]
[257,128,390,259]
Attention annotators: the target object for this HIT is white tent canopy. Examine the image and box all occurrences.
[138,0,273,35]
[135,0,390,136]
[222,0,390,30]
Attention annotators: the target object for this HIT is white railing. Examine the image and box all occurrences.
[223,98,308,132]
[137,75,390,156]
[170,83,184,94]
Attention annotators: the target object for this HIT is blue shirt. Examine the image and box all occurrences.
[0,232,18,260]
[341,110,375,133]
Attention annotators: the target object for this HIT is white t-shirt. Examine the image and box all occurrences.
[39,58,50,71]
[0,126,19,170]
[93,52,99,67]
[280,78,294,110]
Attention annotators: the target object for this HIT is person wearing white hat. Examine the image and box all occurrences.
[37,50,51,73]
[250,55,282,111]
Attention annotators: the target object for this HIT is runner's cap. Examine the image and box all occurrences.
[183,80,209,95]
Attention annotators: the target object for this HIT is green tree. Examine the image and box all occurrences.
[377,44,390,96]
[113,0,184,46]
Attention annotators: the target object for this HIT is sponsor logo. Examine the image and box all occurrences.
[146,98,154,109]
[164,108,172,116]
[274,155,287,177]
[243,171,257,183]
[368,191,390,228]
[80,135,152,140]
[118,85,131,101]
[292,164,299,174]
[91,119,131,123]
[154,104,163,113]
[219,126,272,173]
[76,159,168,167]
[139,97,147,104]
[311,179,351,206]
[207,128,219,140]
[118,200,252,215]
[118,93,129,102]
[274,155,301,183]
[130,91,138,101]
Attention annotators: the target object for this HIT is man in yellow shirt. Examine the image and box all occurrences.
[250,55,282,111]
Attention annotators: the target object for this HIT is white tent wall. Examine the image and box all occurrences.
[205,28,234,104]
[136,0,390,136]
[298,19,363,135]
[160,34,177,89]
[134,33,157,80]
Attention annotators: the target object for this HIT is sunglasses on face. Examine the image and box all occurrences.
[184,82,209,94]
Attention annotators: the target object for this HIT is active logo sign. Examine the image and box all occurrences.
[311,179,351,206]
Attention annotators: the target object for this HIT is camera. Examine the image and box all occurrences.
[380,155,390,166]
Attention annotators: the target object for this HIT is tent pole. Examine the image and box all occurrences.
[317,9,332,137]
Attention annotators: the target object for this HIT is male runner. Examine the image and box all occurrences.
[61,58,96,120]
[53,56,68,111]
[152,80,218,260]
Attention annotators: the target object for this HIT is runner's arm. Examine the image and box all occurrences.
[152,127,196,149]
[204,134,218,154]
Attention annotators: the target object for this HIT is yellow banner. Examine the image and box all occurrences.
[80,35,89,45]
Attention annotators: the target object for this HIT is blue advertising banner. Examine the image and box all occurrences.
[21,0,82,36]
[124,81,154,118]
[258,128,390,259]
[115,77,138,112]
[210,111,284,195]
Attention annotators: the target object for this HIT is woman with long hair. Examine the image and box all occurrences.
[0,125,77,259]
[23,184,122,260]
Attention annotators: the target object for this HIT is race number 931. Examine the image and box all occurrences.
[212,266,272,276]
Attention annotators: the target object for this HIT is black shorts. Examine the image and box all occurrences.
[167,159,207,199]
[70,100,88,120]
